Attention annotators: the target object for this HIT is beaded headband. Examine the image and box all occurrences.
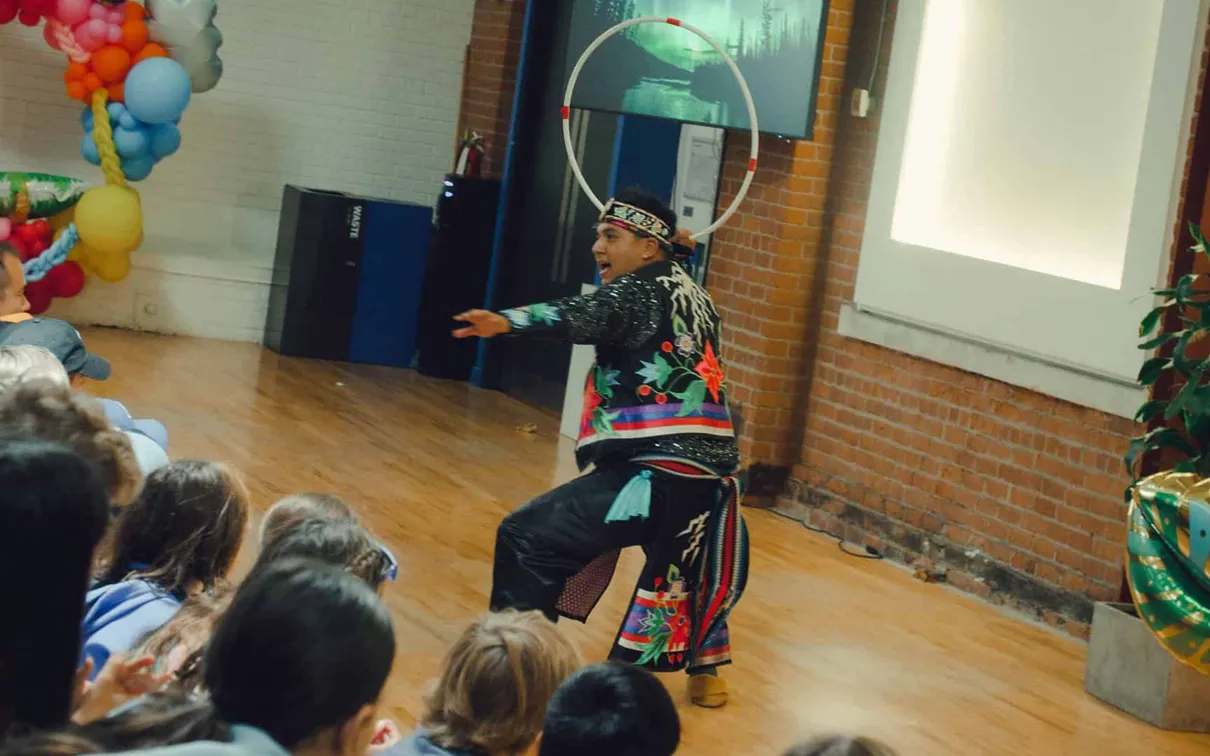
[599,199,673,250]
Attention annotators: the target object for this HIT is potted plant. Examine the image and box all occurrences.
[1084,223,1210,731]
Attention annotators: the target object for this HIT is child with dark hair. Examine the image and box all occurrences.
[254,518,393,591]
[200,558,396,755]
[402,610,581,756]
[538,663,679,756]
[0,436,109,740]
[82,460,249,678]
[782,737,898,756]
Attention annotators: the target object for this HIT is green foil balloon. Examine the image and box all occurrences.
[0,172,88,219]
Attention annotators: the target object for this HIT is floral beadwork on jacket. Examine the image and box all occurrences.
[502,303,561,330]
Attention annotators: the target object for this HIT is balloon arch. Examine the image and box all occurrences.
[0,0,222,313]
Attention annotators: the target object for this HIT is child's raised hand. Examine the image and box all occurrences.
[73,654,171,724]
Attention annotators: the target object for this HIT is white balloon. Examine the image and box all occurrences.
[146,0,223,92]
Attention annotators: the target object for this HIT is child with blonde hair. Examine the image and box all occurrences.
[398,610,582,756]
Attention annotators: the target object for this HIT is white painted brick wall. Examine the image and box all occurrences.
[0,0,473,341]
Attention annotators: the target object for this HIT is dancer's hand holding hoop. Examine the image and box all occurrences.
[453,310,511,339]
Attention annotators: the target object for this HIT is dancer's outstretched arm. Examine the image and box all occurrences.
[453,273,662,349]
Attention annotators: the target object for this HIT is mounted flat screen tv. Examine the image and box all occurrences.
[564,0,830,140]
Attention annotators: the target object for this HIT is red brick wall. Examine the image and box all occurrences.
[707,0,1210,637]
[461,0,527,178]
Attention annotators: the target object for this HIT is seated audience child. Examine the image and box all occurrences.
[83,460,249,678]
[400,610,581,756]
[0,241,30,320]
[0,382,141,507]
[259,492,398,581]
[254,518,394,592]
[0,316,170,454]
[0,345,69,392]
[538,663,680,756]
[782,737,898,756]
[259,492,357,549]
[0,436,109,741]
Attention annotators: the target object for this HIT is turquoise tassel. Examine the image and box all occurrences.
[605,470,653,523]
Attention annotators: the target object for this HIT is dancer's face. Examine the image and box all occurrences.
[592,223,661,283]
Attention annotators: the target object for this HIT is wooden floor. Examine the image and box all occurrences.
[82,329,1210,756]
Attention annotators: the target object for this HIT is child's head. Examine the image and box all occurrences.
[0,345,70,393]
[259,491,357,549]
[0,382,140,506]
[782,737,898,756]
[100,460,249,595]
[0,242,30,317]
[254,517,391,591]
[0,436,109,738]
[539,663,679,756]
[205,558,395,756]
[0,317,110,387]
[424,610,582,756]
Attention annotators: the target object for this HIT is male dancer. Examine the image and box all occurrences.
[454,188,748,708]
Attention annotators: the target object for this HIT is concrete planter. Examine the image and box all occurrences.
[1084,602,1210,732]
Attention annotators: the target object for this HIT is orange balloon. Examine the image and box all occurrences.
[123,2,145,22]
[67,81,87,101]
[134,43,167,63]
[107,82,125,102]
[120,20,148,55]
[65,61,87,83]
[92,45,132,84]
[84,73,102,92]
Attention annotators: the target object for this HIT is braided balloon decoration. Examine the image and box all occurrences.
[90,90,127,188]
[48,20,90,63]
[23,223,79,283]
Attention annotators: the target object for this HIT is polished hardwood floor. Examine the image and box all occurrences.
[81,328,1210,755]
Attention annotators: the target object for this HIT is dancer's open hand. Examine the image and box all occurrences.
[453,310,511,339]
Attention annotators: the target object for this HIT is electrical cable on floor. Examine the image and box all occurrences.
[766,507,885,560]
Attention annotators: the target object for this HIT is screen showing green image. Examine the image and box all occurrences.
[564,0,829,140]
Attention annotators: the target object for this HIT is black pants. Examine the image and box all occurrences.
[490,463,731,672]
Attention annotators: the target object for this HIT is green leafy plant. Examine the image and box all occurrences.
[1126,223,1210,489]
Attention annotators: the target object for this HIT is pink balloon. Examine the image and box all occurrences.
[87,2,103,18]
[106,23,120,42]
[74,17,106,50]
[0,219,10,242]
[105,8,120,23]
[54,0,89,25]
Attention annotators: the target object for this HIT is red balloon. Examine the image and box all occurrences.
[25,280,52,315]
[0,0,18,24]
[13,222,38,244]
[45,261,85,298]
[28,219,50,243]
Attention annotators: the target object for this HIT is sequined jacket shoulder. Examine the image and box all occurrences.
[500,260,739,472]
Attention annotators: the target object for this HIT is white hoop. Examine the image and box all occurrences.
[562,16,760,242]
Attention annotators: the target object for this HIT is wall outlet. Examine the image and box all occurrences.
[851,88,871,118]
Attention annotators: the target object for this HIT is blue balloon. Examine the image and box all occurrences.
[81,133,100,166]
[149,124,182,161]
[124,58,192,125]
[107,102,124,123]
[80,107,94,131]
[119,111,137,130]
[113,125,150,159]
[122,154,155,182]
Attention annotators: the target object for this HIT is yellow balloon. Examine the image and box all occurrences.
[74,185,143,256]
[71,240,97,272]
[91,250,131,283]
